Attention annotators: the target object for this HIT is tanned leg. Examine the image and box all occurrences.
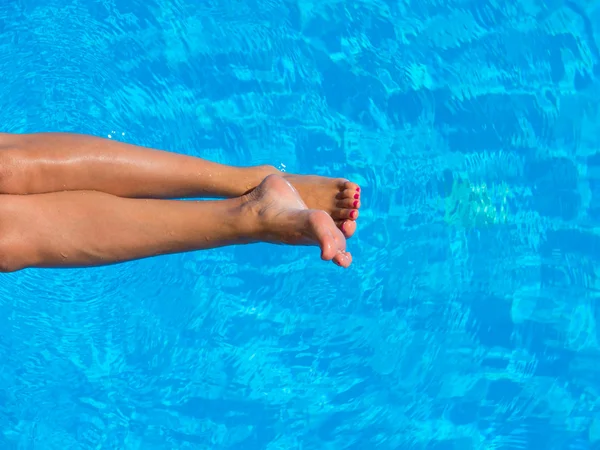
[0,132,361,236]
[0,175,351,272]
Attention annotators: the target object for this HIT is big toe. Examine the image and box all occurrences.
[309,210,350,265]
[338,220,357,238]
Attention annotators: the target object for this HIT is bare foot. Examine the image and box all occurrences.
[243,166,361,238]
[283,174,361,237]
[242,174,352,268]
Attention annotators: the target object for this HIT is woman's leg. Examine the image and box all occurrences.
[0,175,351,272]
[0,132,268,198]
[0,132,361,236]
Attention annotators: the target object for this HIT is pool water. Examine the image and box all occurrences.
[1,0,600,448]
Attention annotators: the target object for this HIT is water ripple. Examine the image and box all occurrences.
[2,0,600,448]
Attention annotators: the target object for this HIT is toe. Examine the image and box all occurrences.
[338,220,357,238]
[333,251,352,268]
[338,188,360,200]
[338,197,361,209]
[336,178,350,189]
[343,181,360,192]
[310,211,343,261]
[318,232,338,261]
[335,208,359,221]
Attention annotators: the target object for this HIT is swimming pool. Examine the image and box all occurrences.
[1,0,600,448]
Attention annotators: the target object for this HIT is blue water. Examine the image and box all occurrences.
[1,0,600,448]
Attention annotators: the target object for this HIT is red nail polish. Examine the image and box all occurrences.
[353,200,358,208]
[354,193,359,199]
[350,210,357,219]
[356,187,360,192]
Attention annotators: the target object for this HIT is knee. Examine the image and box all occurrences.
[0,133,19,150]
[0,134,53,194]
[0,225,30,272]
[0,133,19,190]
[0,199,32,272]
[0,142,30,194]
[0,260,23,273]
[0,239,27,272]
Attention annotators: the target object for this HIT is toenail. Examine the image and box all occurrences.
[354,193,359,199]
[341,222,346,232]
[356,187,360,192]
[350,210,357,219]
[353,200,358,208]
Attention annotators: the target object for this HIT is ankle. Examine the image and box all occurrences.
[257,164,280,176]
[237,165,280,195]
[234,192,268,241]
